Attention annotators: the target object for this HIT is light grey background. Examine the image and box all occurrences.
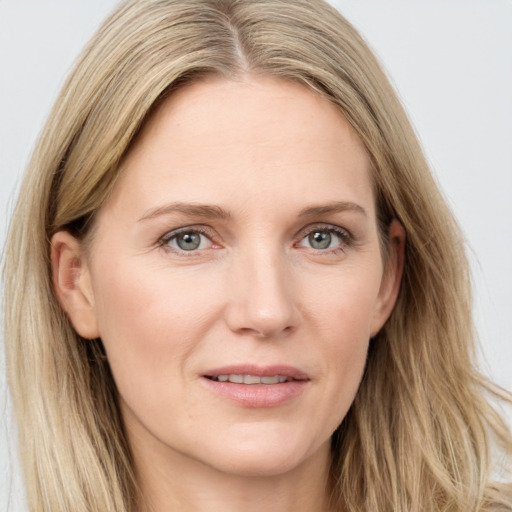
[1,1,511,509]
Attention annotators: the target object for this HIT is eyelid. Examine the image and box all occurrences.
[156,222,354,255]
[296,222,352,239]
[158,225,219,252]
[295,223,354,251]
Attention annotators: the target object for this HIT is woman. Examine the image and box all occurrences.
[3,0,511,511]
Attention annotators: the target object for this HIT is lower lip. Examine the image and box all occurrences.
[201,378,309,408]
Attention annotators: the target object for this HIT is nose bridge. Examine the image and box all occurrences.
[226,238,298,337]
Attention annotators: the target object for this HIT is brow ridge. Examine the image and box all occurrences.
[138,202,231,222]
[298,201,367,218]
[138,200,366,223]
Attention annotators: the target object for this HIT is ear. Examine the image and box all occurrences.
[51,231,99,339]
[370,219,405,337]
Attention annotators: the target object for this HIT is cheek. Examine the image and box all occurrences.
[94,254,219,329]
[304,260,382,343]
[296,261,382,423]
[90,243,382,395]
[90,258,222,392]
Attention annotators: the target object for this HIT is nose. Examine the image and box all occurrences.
[224,247,300,339]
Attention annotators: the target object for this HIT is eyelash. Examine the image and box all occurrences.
[157,224,353,255]
[296,224,353,254]
[158,226,215,253]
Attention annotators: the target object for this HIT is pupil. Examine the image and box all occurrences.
[177,232,200,250]
[309,231,331,249]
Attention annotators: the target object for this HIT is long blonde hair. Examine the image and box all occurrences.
[3,0,511,510]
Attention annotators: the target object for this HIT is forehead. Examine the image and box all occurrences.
[101,74,374,222]
[131,74,367,164]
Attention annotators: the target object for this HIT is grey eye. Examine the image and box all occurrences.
[176,232,201,250]
[299,227,348,251]
[167,231,211,251]
[307,230,332,250]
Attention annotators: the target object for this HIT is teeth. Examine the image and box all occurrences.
[211,374,291,384]
[243,375,261,384]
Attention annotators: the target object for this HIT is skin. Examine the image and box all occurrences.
[52,75,404,512]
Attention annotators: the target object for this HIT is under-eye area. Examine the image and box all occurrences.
[156,222,356,258]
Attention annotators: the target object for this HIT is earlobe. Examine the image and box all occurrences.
[51,231,99,339]
[370,219,405,337]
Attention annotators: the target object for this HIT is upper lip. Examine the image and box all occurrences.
[202,364,310,381]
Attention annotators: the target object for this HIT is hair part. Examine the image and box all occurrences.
[3,0,511,511]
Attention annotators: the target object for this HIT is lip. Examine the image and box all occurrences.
[203,364,310,380]
[201,364,310,408]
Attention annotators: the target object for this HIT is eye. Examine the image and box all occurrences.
[163,229,213,252]
[298,226,350,251]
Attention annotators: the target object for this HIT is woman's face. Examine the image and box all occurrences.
[54,75,402,479]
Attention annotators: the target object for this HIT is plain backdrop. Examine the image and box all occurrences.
[1,1,511,509]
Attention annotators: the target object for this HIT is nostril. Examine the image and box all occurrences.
[235,324,295,339]
[223,275,300,338]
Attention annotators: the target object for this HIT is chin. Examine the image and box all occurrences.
[191,429,330,478]
[204,453,313,478]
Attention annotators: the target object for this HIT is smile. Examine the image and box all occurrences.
[207,374,293,384]
[201,365,310,407]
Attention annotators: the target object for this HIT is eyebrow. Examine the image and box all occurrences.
[138,202,231,222]
[138,200,367,223]
[298,201,367,218]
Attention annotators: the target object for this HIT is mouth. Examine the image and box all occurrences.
[203,364,309,383]
[201,365,310,407]
[205,374,295,384]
